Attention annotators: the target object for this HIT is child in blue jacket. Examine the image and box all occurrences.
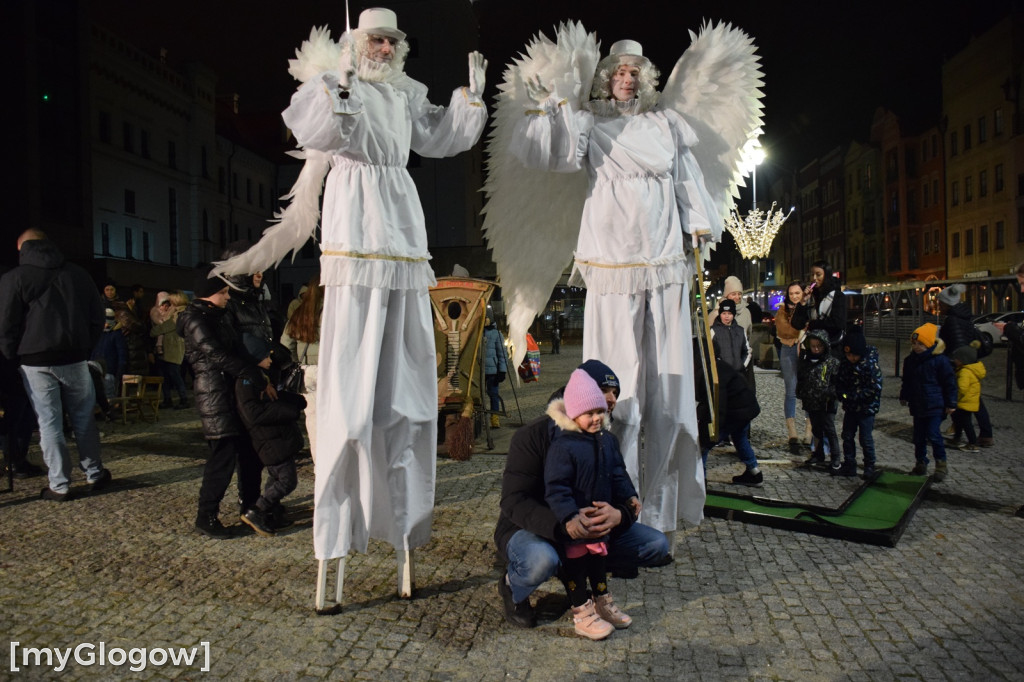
[545,369,639,641]
[899,324,957,481]
[836,331,882,479]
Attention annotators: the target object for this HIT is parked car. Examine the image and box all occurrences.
[974,311,1024,346]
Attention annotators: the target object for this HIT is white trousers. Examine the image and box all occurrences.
[582,283,705,531]
[314,285,438,560]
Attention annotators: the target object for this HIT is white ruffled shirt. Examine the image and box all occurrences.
[282,59,487,291]
[511,97,717,294]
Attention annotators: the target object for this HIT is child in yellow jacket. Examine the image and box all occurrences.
[950,345,985,453]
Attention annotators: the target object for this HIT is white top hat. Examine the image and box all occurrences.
[608,39,648,67]
[356,7,406,41]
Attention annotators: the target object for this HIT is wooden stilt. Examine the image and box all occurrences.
[314,558,346,615]
[396,549,415,598]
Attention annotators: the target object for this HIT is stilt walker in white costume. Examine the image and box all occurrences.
[212,7,488,610]
[482,22,763,541]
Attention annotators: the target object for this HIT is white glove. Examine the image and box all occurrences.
[468,51,487,97]
[523,73,551,103]
[337,41,356,90]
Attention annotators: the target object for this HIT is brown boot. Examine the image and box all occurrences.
[786,417,800,453]
[571,599,614,640]
[595,593,632,629]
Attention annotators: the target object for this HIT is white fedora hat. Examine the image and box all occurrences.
[356,7,406,41]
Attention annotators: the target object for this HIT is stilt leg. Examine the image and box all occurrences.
[397,549,415,598]
[314,558,346,615]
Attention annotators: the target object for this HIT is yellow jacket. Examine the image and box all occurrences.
[955,361,986,412]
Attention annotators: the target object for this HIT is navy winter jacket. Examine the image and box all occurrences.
[543,399,638,533]
[836,345,882,415]
[899,339,957,417]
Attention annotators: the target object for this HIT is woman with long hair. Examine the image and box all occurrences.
[791,260,847,359]
[774,280,806,452]
[281,274,324,461]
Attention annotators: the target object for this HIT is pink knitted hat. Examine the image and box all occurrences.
[564,369,608,420]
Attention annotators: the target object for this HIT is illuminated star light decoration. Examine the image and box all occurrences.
[724,201,793,260]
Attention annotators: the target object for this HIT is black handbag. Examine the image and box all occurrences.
[277,345,308,393]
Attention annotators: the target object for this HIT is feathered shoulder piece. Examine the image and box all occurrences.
[288,26,343,83]
[481,22,598,370]
[660,21,765,242]
[212,26,347,278]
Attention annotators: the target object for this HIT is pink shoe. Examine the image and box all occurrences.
[571,598,614,640]
[595,593,632,629]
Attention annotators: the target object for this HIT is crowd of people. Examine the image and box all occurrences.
[3,4,1024,643]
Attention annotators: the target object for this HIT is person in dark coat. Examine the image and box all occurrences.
[836,331,882,479]
[936,283,994,446]
[899,324,957,481]
[791,260,847,359]
[797,328,841,472]
[493,359,670,629]
[235,374,306,536]
[0,230,109,500]
[178,264,272,538]
[544,369,638,639]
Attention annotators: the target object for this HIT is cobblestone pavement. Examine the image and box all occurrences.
[2,338,1024,680]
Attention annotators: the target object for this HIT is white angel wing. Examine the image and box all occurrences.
[212,28,344,278]
[481,22,598,369]
[661,21,765,248]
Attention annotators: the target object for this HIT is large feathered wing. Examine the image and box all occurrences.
[212,26,342,278]
[481,22,598,370]
[661,21,765,253]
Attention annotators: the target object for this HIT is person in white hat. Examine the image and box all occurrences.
[278,7,489,563]
[510,39,719,535]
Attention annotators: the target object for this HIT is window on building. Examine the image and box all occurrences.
[168,188,178,266]
[124,189,136,214]
[996,220,1005,249]
[143,231,151,262]
[963,124,971,151]
[980,224,989,252]
[951,181,959,206]
[246,178,252,204]
[101,223,110,255]
[933,229,940,253]
[923,230,931,254]
[141,130,150,159]
[866,165,872,189]
[950,131,958,156]
[122,122,134,152]
[996,164,1004,192]
[125,228,134,259]
[978,116,988,142]
[995,108,1005,135]
[168,141,177,170]
[980,170,988,197]
[98,111,111,143]
[965,176,972,202]
[952,232,960,257]
[965,228,974,255]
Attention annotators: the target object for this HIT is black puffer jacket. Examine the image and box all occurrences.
[177,299,259,440]
[0,239,103,366]
[225,284,276,364]
[235,377,306,465]
[938,302,975,355]
[792,274,847,355]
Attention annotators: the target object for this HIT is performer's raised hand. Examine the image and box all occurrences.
[468,51,488,96]
[523,73,551,103]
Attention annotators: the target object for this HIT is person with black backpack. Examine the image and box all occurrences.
[937,284,994,447]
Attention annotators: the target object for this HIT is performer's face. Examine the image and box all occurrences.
[610,64,640,101]
[366,35,397,63]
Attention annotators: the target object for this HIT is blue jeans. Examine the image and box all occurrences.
[485,374,502,413]
[504,522,670,604]
[20,362,103,494]
[912,415,947,464]
[841,411,875,468]
[779,344,799,419]
[724,421,758,470]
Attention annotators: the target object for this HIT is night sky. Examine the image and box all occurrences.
[92,0,1011,191]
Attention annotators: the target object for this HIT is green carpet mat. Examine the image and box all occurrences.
[704,471,931,546]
